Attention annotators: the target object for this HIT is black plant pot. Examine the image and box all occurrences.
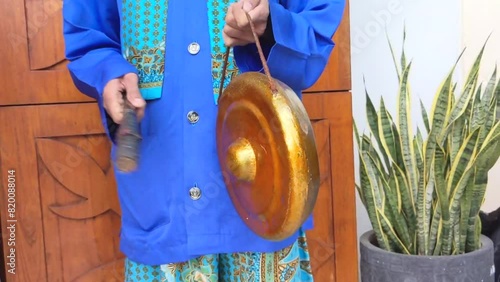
[360,230,496,282]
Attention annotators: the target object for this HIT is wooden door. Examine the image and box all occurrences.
[0,1,123,281]
[303,2,358,281]
[0,1,357,281]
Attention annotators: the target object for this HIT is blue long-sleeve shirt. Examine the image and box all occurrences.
[62,0,345,265]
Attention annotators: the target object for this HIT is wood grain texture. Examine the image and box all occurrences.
[307,119,336,281]
[25,0,66,70]
[0,0,92,106]
[303,92,359,282]
[0,104,123,282]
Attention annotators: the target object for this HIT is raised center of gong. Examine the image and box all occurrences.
[226,137,256,182]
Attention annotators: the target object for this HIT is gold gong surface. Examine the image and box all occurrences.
[216,72,320,241]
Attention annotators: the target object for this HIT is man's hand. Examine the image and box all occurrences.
[103,73,146,124]
[223,0,270,47]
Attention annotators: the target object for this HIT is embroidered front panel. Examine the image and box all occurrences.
[208,0,240,104]
[121,0,168,100]
[120,0,239,103]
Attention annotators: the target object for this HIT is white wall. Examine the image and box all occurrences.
[349,0,500,241]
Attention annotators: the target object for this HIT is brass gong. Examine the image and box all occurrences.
[216,13,320,241]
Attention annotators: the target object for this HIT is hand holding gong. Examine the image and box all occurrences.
[217,6,320,241]
[223,0,270,46]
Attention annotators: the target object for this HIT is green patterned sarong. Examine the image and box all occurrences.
[124,230,314,281]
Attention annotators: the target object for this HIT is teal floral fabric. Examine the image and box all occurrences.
[207,0,240,104]
[121,0,168,100]
[124,230,314,281]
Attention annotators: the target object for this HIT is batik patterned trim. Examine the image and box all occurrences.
[208,0,240,105]
[121,0,240,104]
[121,0,167,100]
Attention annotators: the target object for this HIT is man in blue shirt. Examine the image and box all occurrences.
[63,0,345,280]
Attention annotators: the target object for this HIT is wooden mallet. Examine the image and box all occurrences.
[115,92,142,172]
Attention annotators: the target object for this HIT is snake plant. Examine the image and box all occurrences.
[355,33,500,256]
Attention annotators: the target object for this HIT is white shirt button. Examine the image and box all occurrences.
[189,187,201,200]
[188,42,200,55]
[187,111,199,124]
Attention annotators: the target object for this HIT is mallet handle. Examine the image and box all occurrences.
[115,95,142,172]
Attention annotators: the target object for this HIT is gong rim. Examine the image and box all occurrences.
[216,72,320,241]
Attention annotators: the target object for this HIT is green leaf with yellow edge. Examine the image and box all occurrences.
[354,31,500,257]
[434,145,452,255]
[481,66,497,112]
[360,150,389,250]
[424,54,460,178]
[447,128,481,200]
[447,44,486,127]
[365,85,390,171]
[378,97,399,166]
[370,154,412,251]
[428,201,442,255]
[386,30,402,82]
[420,99,430,133]
[378,210,411,254]
[397,62,419,205]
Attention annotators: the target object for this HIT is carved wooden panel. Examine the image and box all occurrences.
[0,103,121,282]
[307,119,336,281]
[0,0,91,106]
[25,0,66,70]
[303,92,358,282]
[37,136,123,281]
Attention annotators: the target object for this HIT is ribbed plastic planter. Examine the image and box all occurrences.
[360,231,495,282]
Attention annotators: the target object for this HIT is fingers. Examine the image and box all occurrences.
[121,73,146,121]
[241,0,260,12]
[224,2,253,46]
[247,4,268,26]
[223,23,254,43]
[224,0,268,46]
[222,31,249,47]
[102,73,146,125]
[103,78,125,124]
[227,2,249,30]
[239,0,267,23]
